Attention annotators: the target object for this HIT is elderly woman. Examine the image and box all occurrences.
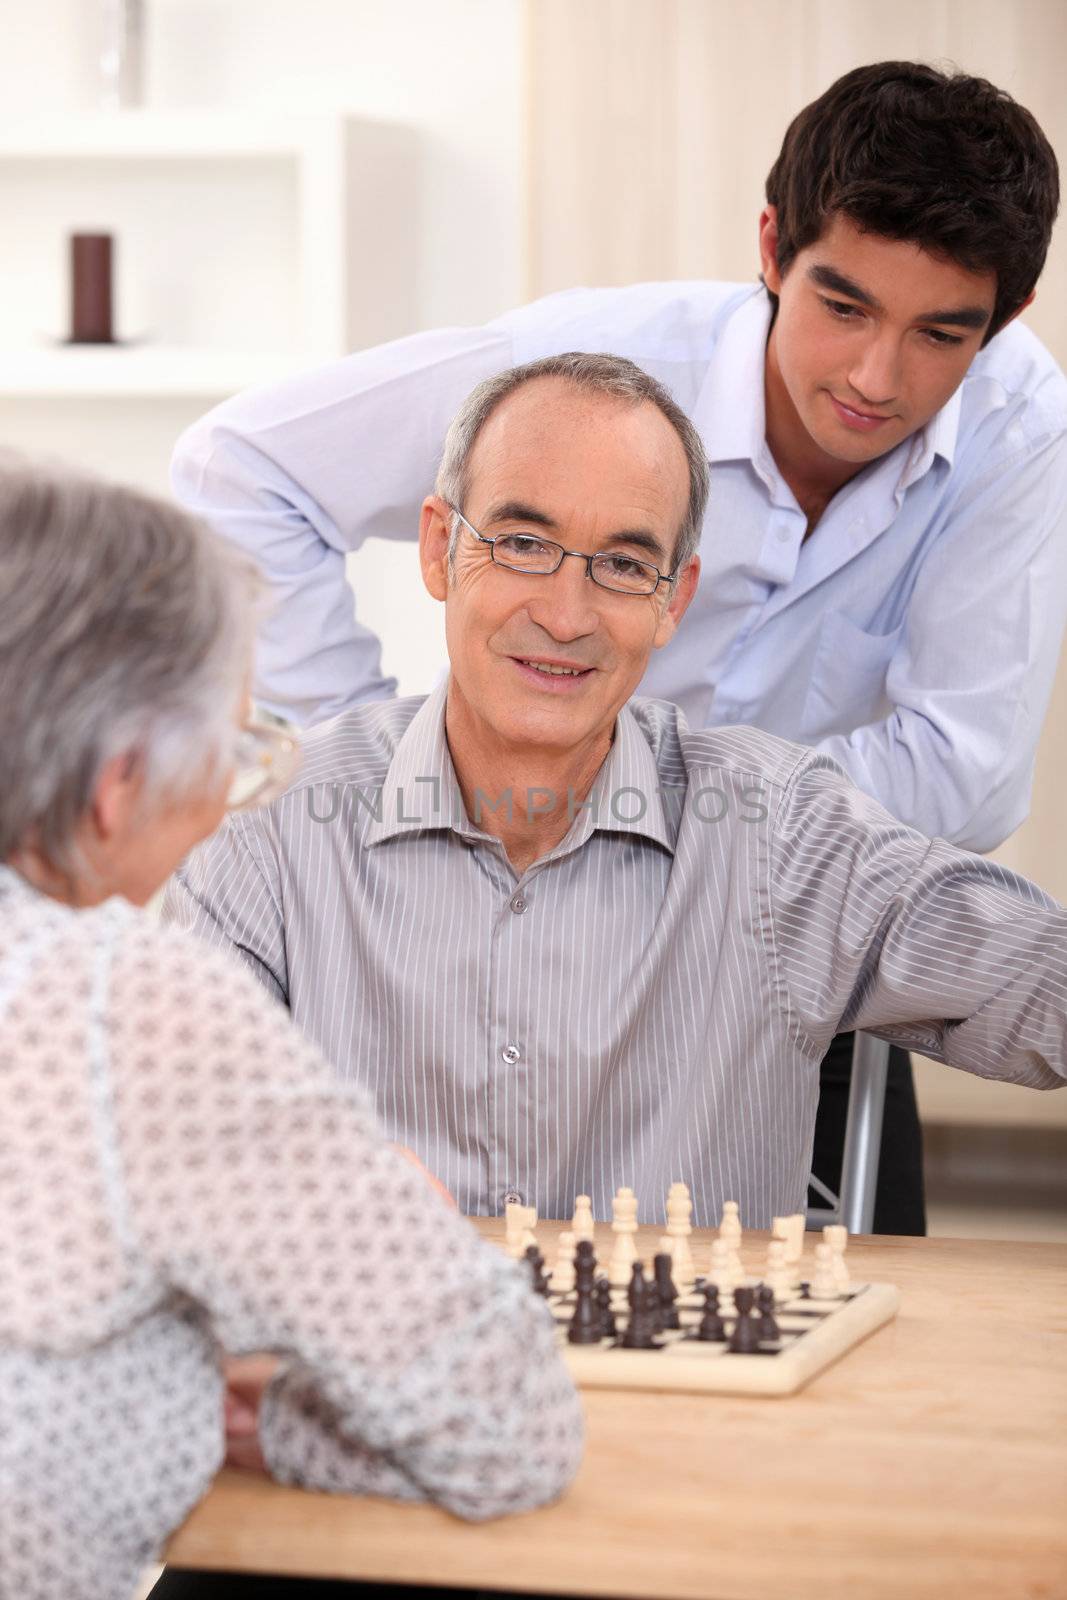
[0,461,583,1600]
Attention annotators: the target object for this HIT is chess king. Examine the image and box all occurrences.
[171,62,1065,1235]
[167,347,1067,1230]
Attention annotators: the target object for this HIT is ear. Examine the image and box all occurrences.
[88,751,142,843]
[758,205,782,295]
[420,495,453,602]
[653,556,700,650]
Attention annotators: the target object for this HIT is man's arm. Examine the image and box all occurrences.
[171,281,722,727]
[816,423,1067,852]
[171,326,515,724]
[162,814,289,1004]
[768,754,1066,1086]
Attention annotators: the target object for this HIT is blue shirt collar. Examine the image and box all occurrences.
[692,284,962,488]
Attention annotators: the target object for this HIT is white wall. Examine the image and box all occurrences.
[0,0,526,695]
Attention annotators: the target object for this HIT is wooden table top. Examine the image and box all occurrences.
[167,1221,1067,1600]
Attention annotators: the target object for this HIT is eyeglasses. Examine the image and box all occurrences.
[451,507,676,596]
[227,707,302,811]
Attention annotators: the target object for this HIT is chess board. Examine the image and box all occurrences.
[544,1277,901,1397]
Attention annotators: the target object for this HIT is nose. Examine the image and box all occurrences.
[525,551,602,642]
[846,327,900,409]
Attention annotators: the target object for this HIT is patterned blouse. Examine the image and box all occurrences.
[0,866,583,1600]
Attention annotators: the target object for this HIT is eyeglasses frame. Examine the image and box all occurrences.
[450,506,678,596]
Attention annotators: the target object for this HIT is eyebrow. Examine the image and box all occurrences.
[482,500,669,564]
[807,264,991,330]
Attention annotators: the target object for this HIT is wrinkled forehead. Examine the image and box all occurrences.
[463,378,691,537]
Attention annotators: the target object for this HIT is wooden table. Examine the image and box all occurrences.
[167,1221,1067,1600]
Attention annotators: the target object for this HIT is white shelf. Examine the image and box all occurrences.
[0,111,352,160]
[0,111,417,383]
[0,346,302,398]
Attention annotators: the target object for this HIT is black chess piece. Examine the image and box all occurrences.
[524,1244,550,1296]
[652,1252,681,1330]
[567,1241,602,1345]
[728,1285,761,1353]
[696,1281,725,1342]
[621,1273,660,1349]
[756,1283,780,1343]
[595,1275,617,1339]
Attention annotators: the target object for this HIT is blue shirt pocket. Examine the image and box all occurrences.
[801,612,904,740]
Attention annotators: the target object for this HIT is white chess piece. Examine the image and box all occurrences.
[504,1201,538,1260]
[772,1213,805,1285]
[608,1185,639,1286]
[706,1237,740,1297]
[763,1238,792,1302]
[811,1241,838,1299]
[552,1230,577,1293]
[665,1182,695,1288]
[823,1224,851,1293]
[718,1199,742,1248]
[571,1194,595,1244]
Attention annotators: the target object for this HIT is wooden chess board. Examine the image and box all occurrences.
[545,1278,901,1396]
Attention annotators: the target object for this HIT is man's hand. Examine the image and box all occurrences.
[223,1354,280,1475]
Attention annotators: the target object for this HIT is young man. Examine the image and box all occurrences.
[171,62,1066,1233]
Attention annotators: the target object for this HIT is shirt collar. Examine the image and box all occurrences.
[897,384,962,487]
[363,680,467,846]
[692,283,962,491]
[692,286,773,469]
[364,680,675,858]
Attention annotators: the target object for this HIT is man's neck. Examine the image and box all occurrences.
[444,684,613,876]
[763,323,863,536]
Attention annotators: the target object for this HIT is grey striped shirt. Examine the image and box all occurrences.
[164,685,1066,1227]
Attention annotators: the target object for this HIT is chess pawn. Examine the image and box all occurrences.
[696,1281,725,1342]
[524,1244,550,1296]
[707,1237,739,1297]
[608,1185,639,1287]
[763,1238,792,1302]
[571,1194,595,1244]
[718,1199,742,1248]
[552,1230,577,1294]
[823,1223,851,1293]
[811,1240,839,1299]
[664,1184,696,1289]
[728,1285,762,1353]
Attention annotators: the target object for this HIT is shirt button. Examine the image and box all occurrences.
[776,526,791,543]
[511,896,527,914]
[502,1190,524,1207]
[501,1043,521,1065]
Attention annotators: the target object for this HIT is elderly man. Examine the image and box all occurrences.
[166,353,1066,1227]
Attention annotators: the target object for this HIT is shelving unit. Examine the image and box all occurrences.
[0,111,416,399]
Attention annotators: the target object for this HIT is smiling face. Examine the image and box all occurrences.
[760,209,1002,480]
[419,377,699,760]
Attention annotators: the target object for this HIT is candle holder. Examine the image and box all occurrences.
[66,233,118,345]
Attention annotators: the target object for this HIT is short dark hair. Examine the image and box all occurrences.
[765,61,1060,342]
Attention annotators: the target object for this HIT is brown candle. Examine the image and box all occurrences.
[70,233,115,344]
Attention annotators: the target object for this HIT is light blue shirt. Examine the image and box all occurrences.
[172,281,1067,851]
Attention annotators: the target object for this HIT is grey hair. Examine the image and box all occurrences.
[434,352,710,575]
[0,455,261,881]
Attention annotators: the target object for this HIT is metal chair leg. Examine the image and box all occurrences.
[806,1032,891,1233]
